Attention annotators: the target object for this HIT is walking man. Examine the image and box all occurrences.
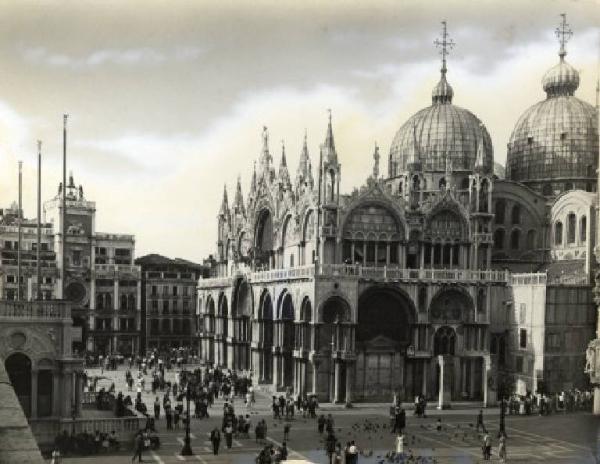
[131,432,144,462]
[210,427,221,455]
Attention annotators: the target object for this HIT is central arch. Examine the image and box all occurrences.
[356,286,416,401]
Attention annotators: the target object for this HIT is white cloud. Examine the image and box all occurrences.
[21,46,204,69]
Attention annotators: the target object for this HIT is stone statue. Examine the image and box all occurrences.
[585,344,596,375]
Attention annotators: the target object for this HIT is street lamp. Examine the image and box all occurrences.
[180,384,193,456]
[498,394,507,438]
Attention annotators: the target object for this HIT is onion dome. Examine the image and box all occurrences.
[389,22,493,175]
[542,60,580,97]
[506,15,598,193]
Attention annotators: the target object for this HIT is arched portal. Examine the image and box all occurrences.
[279,293,295,388]
[356,287,416,401]
[217,293,229,367]
[255,209,274,269]
[232,279,252,370]
[5,352,32,417]
[317,296,351,402]
[259,291,274,383]
[205,296,216,364]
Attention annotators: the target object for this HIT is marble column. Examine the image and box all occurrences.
[421,360,428,397]
[469,359,476,399]
[483,355,495,407]
[345,362,353,404]
[333,361,341,403]
[437,355,452,409]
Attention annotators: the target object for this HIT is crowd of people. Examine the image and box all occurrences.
[504,389,593,416]
[52,429,120,458]
[58,348,595,463]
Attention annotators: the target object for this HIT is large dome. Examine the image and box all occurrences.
[506,52,598,191]
[389,73,494,174]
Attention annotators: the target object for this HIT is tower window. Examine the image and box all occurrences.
[527,137,533,145]
[560,132,567,141]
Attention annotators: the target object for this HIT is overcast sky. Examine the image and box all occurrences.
[0,0,598,262]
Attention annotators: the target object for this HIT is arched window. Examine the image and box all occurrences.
[433,326,456,356]
[105,293,112,310]
[439,178,446,190]
[510,229,520,250]
[128,294,135,310]
[526,229,536,249]
[511,205,521,225]
[493,229,505,250]
[580,216,587,243]
[567,213,576,244]
[120,294,127,310]
[495,200,505,224]
[555,222,563,245]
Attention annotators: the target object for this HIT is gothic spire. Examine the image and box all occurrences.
[474,123,486,174]
[296,130,314,192]
[259,126,273,178]
[233,175,245,215]
[372,143,380,179]
[219,184,230,217]
[278,140,291,189]
[321,109,338,163]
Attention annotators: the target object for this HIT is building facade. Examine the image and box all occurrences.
[197,19,598,404]
[42,174,142,355]
[136,254,205,353]
[0,204,56,301]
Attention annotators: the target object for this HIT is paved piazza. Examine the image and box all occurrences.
[46,366,600,464]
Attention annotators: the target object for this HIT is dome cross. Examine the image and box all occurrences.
[434,20,455,75]
[555,13,573,59]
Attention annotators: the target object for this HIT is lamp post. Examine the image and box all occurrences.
[180,384,193,456]
[498,394,507,438]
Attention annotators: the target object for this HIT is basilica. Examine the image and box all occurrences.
[197,18,598,405]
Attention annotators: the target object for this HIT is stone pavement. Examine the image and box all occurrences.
[55,365,599,464]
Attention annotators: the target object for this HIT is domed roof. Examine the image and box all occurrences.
[506,51,598,187]
[389,73,493,174]
[542,59,579,97]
